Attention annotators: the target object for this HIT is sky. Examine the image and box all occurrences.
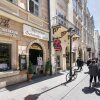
[87,0,100,32]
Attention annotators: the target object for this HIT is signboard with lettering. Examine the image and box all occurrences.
[0,27,18,36]
[23,24,49,40]
[37,57,43,66]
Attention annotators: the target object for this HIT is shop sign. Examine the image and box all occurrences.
[53,39,62,51]
[0,26,18,35]
[23,24,49,40]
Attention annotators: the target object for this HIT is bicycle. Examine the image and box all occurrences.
[66,69,77,82]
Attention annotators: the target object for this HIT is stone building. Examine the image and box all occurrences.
[72,0,95,62]
[94,30,99,59]
[0,0,49,88]
[49,0,79,73]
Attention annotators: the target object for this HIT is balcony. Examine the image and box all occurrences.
[51,16,80,36]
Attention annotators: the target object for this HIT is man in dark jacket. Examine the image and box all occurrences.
[77,58,83,71]
[88,60,98,87]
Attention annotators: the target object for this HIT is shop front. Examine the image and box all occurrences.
[0,16,18,72]
[29,43,43,76]
[0,16,28,88]
[23,24,49,77]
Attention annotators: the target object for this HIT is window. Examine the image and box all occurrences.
[77,5,82,18]
[7,0,18,4]
[8,0,13,2]
[29,0,39,16]
[0,43,11,71]
[73,0,77,12]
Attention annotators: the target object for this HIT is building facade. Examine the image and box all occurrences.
[49,0,79,73]
[94,30,99,58]
[0,0,49,88]
[72,0,95,62]
[0,0,96,88]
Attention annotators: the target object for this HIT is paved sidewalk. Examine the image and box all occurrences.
[0,65,89,100]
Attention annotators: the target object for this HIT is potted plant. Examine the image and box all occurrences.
[66,63,70,70]
[45,59,52,75]
[27,61,33,81]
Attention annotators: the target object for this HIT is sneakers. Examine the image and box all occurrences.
[89,82,96,88]
[92,82,96,87]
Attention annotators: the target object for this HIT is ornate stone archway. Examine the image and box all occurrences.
[26,39,46,67]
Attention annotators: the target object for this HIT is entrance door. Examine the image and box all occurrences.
[29,43,43,75]
[29,49,43,65]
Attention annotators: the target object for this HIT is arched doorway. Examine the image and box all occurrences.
[29,43,43,75]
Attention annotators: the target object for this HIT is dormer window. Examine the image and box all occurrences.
[29,0,39,16]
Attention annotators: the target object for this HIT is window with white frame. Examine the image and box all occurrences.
[78,5,82,18]
[29,0,39,16]
[72,0,77,12]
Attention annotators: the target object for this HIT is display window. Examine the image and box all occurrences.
[0,43,11,71]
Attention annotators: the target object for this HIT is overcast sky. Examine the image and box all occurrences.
[87,0,100,32]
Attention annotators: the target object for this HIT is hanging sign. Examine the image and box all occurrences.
[53,39,62,51]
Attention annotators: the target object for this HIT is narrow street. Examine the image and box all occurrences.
[0,65,100,100]
[37,75,100,100]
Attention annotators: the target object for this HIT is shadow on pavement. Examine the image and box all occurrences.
[82,83,100,96]
[6,73,63,91]
[82,87,95,94]
[24,82,67,100]
[25,94,40,100]
[94,88,100,96]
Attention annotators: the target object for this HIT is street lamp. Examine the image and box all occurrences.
[67,28,75,81]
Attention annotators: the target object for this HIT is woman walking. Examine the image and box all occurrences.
[97,60,100,83]
[88,60,98,87]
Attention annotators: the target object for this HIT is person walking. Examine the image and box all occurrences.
[77,58,83,71]
[87,58,91,66]
[80,58,83,70]
[97,60,100,83]
[88,60,98,87]
[76,57,80,70]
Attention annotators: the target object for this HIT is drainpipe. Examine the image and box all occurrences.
[48,0,52,75]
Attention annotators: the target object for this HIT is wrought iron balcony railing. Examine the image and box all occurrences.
[51,16,80,35]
